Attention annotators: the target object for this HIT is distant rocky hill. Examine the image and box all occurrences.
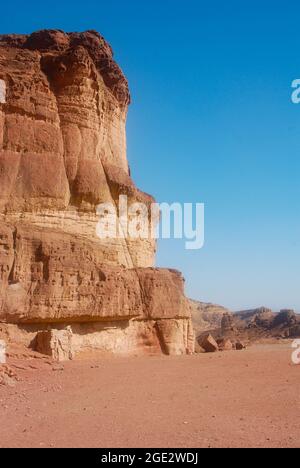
[234,307,300,339]
[191,301,300,343]
[190,300,231,336]
[234,307,275,327]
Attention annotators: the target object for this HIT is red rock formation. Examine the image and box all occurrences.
[197,333,218,353]
[0,29,194,358]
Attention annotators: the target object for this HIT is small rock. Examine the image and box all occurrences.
[236,341,246,350]
[52,365,64,372]
[0,374,16,387]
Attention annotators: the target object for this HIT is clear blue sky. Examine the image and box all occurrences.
[1,0,299,311]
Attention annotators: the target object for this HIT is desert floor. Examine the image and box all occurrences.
[0,343,299,448]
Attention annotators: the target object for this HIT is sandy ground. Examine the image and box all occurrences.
[0,343,299,448]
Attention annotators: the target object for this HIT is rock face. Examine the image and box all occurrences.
[36,328,74,361]
[0,29,154,268]
[273,310,297,328]
[0,29,194,357]
[221,312,236,336]
[235,307,275,327]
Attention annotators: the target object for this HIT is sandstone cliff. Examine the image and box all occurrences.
[0,29,194,358]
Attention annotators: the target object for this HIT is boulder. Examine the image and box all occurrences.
[0,364,16,387]
[217,338,233,351]
[198,334,218,353]
[235,341,246,350]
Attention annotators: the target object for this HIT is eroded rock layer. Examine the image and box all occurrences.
[0,29,193,356]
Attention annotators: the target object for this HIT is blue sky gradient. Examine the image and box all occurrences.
[1,0,299,310]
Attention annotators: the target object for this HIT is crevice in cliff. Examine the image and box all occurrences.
[8,227,17,284]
